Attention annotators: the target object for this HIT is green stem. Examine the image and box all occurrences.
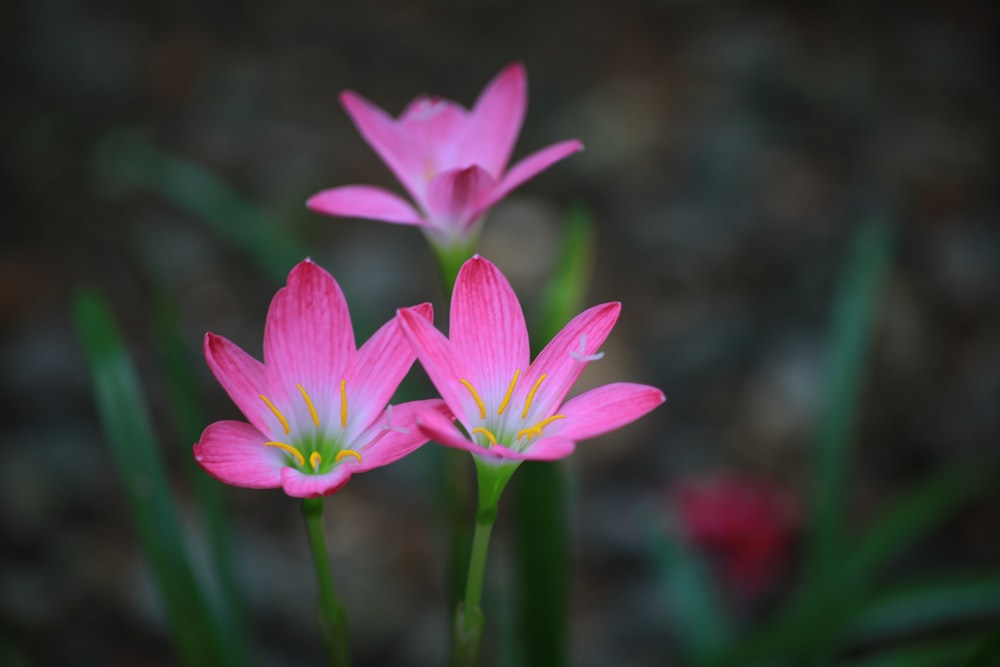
[301,498,350,667]
[454,511,496,667]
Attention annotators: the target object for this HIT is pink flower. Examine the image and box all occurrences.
[194,259,448,498]
[397,255,665,461]
[307,63,583,249]
[673,474,799,596]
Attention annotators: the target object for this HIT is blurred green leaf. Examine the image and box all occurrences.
[152,293,253,666]
[513,205,597,667]
[964,626,1000,667]
[73,289,228,667]
[93,129,306,283]
[851,573,1000,642]
[647,518,733,664]
[846,636,981,667]
[807,219,894,588]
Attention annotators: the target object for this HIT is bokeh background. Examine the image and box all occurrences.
[3,1,999,665]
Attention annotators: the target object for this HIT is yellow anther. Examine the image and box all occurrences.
[516,427,542,441]
[335,449,362,464]
[297,384,320,428]
[259,394,290,435]
[264,441,305,466]
[522,374,547,418]
[497,369,520,416]
[459,379,487,420]
[471,427,498,447]
[339,379,348,428]
[309,451,322,472]
[533,414,566,430]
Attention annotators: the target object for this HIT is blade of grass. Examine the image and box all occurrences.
[647,517,733,664]
[92,129,306,283]
[152,292,253,666]
[73,289,227,666]
[513,205,597,667]
[806,219,894,588]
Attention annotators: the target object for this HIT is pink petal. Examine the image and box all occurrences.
[307,185,425,226]
[399,96,470,174]
[341,91,426,203]
[425,166,496,232]
[461,62,527,177]
[194,420,284,489]
[280,465,354,498]
[414,405,502,458]
[450,256,530,404]
[398,305,481,425]
[519,302,620,423]
[343,303,432,437]
[263,260,355,417]
[204,333,272,435]
[484,139,584,211]
[554,383,666,441]
[494,436,576,461]
[351,398,450,472]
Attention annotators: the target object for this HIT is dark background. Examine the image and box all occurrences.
[2,0,999,665]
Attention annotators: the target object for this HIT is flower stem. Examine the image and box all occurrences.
[453,509,495,667]
[301,497,350,667]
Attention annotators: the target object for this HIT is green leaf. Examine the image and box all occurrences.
[846,636,981,667]
[73,289,227,666]
[536,204,597,343]
[806,219,894,588]
[92,129,306,283]
[647,518,733,664]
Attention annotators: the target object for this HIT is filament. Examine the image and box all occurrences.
[471,427,498,447]
[259,394,290,435]
[339,379,348,428]
[297,384,320,428]
[309,451,322,472]
[522,374,547,419]
[264,441,305,466]
[335,449,362,463]
[459,379,487,420]
[497,369,520,415]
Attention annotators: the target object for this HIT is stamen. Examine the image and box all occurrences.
[533,414,566,430]
[259,395,290,435]
[471,427,498,447]
[297,384,320,428]
[522,374,547,419]
[339,379,348,428]
[264,441,305,466]
[497,369,520,415]
[459,379,487,420]
[335,449,362,463]
[309,451,322,472]
[516,426,542,441]
[569,334,605,363]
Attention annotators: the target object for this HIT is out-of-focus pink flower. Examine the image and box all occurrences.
[398,255,664,462]
[194,259,448,498]
[307,63,583,250]
[674,474,799,596]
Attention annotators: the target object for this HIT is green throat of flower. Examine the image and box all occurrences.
[258,381,361,474]
[460,371,565,449]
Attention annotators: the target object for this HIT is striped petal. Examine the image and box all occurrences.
[307,185,425,226]
[194,420,284,489]
[461,62,527,177]
[554,383,666,441]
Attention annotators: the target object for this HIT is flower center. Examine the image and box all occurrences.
[458,372,565,450]
[257,382,361,474]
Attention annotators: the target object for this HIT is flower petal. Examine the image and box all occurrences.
[425,166,496,233]
[485,139,584,211]
[350,398,450,472]
[280,465,354,498]
[414,405,502,458]
[341,91,426,203]
[461,62,527,177]
[450,256,530,404]
[520,302,621,423]
[307,185,425,226]
[398,305,480,427]
[553,383,666,441]
[203,333,273,435]
[343,303,432,437]
[194,420,284,488]
[399,96,470,174]
[494,436,576,461]
[263,260,355,427]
